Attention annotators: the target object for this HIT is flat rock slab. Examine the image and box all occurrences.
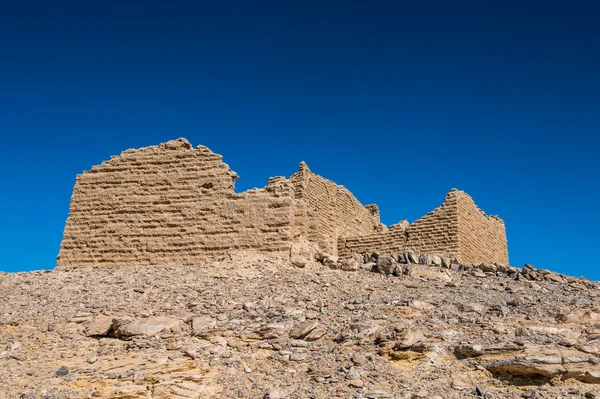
[409,266,452,282]
[478,346,600,384]
[118,316,182,337]
[86,315,114,336]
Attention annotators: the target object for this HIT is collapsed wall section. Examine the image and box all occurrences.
[338,189,508,264]
[337,224,407,258]
[56,139,294,267]
[455,190,508,264]
[338,190,461,259]
[290,162,381,254]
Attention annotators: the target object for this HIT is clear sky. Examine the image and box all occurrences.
[1,1,598,278]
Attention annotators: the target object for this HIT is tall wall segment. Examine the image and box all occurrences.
[57,139,295,267]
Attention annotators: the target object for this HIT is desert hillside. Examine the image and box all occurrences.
[1,251,599,399]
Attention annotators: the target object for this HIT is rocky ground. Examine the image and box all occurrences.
[1,251,600,399]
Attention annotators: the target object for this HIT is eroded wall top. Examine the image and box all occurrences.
[290,162,381,254]
[338,189,508,264]
[57,139,294,267]
[57,138,509,267]
[454,189,508,264]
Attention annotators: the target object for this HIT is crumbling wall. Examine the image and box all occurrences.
[57,139,294,267]
[338,189,508,264]
[290,163,380,255]
[338,224,408,258]
[404,190,461,259]
[338,191,461,259]
[455,190,508,264]
[57,138,508,268]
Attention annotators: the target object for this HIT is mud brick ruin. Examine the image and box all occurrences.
[57,138,508,267]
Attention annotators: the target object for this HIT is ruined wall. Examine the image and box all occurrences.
[404,190,461,259]
[337,189,508,264]
[455,190,508,264]
[338,190,461,259]
[57,139,294,267]
[338,224,407,258]
[57,138,508,267]
[290,163,380,254]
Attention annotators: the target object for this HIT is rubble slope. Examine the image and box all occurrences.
[1,252,599,399]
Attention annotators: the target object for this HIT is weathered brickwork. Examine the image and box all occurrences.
[290,163,381,254]
[337,225,408,258]
[57,139,295,267]
[338,191,460,259]
[455,190,508,265]
[338,189,508,265]
[58,139,508,267]
[403,190,461,259]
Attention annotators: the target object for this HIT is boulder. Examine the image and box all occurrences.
[546,273,567,284]
[111,316,133,333]
[86,315,114,337]
[290,255,308,268]
[257,323,287,340]
[377,255,398,276]
[459,302,486,314]
[409,266,452,282]
[431,255,442,267]
[351,352,367,365]
[117,316,182,337]
[290,321,320,340]
[471,268,487,278]
[341,259,360,271]
[528,271,539,280]
[191,315,217,336]
[314,252,330,262]
[266,389,289,399]
[409,300,436,311]
[362,262,377,272]
[304,325,327,341]
[479,263,497,273]
[441,257,451,268]
[55,366,69,378]
[348,379,364,388]
[405,250,419,264]
[524,263,536,271]
[393,329,425,349]
[495,262,508,273]
[289,239,315,268]
[345,366,361,380]
[323,256,341,270]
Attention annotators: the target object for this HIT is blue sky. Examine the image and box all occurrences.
[1,1,598,278]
